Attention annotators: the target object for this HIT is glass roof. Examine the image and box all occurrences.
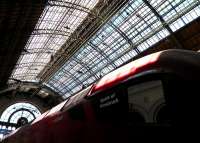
[10,0,99,82]
[47,0,200,98]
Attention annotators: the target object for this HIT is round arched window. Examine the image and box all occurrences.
[0,102,41,126]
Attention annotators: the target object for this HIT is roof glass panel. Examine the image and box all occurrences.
[47,0,200,98]
[170,3,200,31]
[150,0,200,31]
[9,0,99,82]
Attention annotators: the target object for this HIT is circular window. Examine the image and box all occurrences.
[0,102,41,126]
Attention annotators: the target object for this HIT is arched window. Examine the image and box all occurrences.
[0,102,41,139]
[0,102,41,125]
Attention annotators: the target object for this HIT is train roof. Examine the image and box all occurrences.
[91,49,200,93]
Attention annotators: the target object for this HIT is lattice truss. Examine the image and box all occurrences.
[10,0,98,82]
[10,0,200,98]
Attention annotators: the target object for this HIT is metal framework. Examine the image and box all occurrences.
[48,0,91,13]
[9,0,200,98]
[10,0,99,82]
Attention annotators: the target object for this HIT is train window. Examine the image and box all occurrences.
[154,104,171,124]
[127,80,164,123]
[128,110,145,123]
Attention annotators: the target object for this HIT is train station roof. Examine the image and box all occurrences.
[1,0,200,99]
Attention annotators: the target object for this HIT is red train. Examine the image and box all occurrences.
[2,49,200,142]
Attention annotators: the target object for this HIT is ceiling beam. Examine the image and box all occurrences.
[38,0,129,82]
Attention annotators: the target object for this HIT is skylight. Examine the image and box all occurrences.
[8,0,200,98]
[47,0,200,98]
[10,0,99,82]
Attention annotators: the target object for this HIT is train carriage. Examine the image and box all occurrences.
[2,49,200,142]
